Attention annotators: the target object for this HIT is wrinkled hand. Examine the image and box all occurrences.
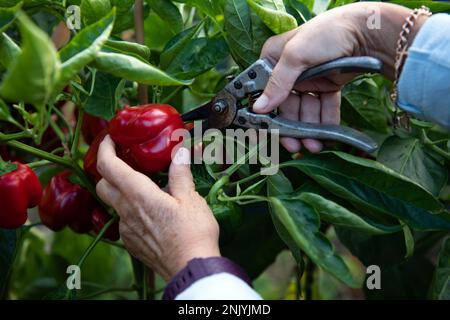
[96,135,220,281]
[253,2,415,153]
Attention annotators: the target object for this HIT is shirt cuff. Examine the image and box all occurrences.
[163,256,254,300]
[175,273,263,300]
[398,14,450,129]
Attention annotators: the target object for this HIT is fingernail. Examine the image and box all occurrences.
[173,147,191,165]
[253,94,269,112]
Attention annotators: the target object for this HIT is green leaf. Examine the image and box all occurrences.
[0,159,17,176]
[175,0,225,18]
[147,0,183,33]
[224,0,273,68]
[0,229,17,298]
[0,33,20,68]
[166,37,229,80]
[0,11,60,107]
[57,9,115,90]
[342,78,390,133]
[378,136,448,197]
[80,0,112,26]
[83,71,121,121]
[143,11,176,51]
[312,0,331,15]
[402,224,414,259]
[299,192,402,235]
[281,152,450,231]
[247,0,297,34]
[91,52,192,86]
[0,1,21,32]
[430,237,450,300]
[220,202,285,279]
[286,0,311,24]
[390,1,450,13]
[268,196,359,287]
[105,39,150,61]
[160,22,203,70]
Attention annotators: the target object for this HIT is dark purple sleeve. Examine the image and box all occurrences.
[163,257,252,300]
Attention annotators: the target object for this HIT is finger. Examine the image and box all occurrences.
[97,135,161,197]
[260,28,299,62]
[279,94,301,153]
[320,91,341,125]
[300,94,323,153]
[253,50,303,113]
[168,147,196,201]
[96,179,121,208]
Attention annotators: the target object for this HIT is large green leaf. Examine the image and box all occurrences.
[247,0,297,34]
[224,0,273,68]
[0,33,20,68]
[174,0,225,18]
[166,37,229,80]
[147,0,183,33]
[0,1,21,32]
[105,39,150,61]
[341,77,390,133]
[160,22,203,70]
[91,52,192,86]
[84,71,121,120]
[430,237,450,300]
[0,229,16,298]
[80,0,112,26]
[220,202,286,279]
[299,192,402,235]
[0,11,60,107]
[268,195,359,287]
[378,136,448,197]
[281,152,450,231]
[57,9,115,91]
[267,172,359,287]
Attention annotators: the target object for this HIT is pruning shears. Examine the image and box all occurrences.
[181,56,383,153]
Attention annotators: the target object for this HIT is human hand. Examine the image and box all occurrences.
[253,2,425,153]
[96,135,220,281]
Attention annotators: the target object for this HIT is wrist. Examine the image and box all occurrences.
[166,244,221,281]
[353,3,428,80]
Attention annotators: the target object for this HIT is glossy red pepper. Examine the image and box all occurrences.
[0,162,43,229]
[82,114,109,145]
[91,207,120,241]
[108,104,184,174]
[84,129,108,182]
[39,171,95,232]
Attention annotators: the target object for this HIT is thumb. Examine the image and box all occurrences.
[168,147,195,200]
[253,53,306,114]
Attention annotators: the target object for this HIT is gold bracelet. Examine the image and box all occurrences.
[391,6,432,129]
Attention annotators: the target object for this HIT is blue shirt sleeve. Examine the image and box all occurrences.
[397,13,450,130]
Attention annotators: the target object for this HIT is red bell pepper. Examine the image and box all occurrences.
[0,162,43,229]
[39,171,95,232]
[84,129,108,182]
[82,114,109,145]
[91,207,120,241]
[108,104,184,174]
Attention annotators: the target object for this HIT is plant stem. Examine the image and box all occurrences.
[229,172,262,187]
[161,86,186,104]
[218,193,268,203]
[77,216,119,268]
[71,107,84,157]
[0,131,31,142]
[134,0,148,105]
[27,160,52,169]
[6,140,72,167]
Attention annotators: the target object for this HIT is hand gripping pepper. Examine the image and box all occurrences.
[0,162,43,229]
[108,104,185,174]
